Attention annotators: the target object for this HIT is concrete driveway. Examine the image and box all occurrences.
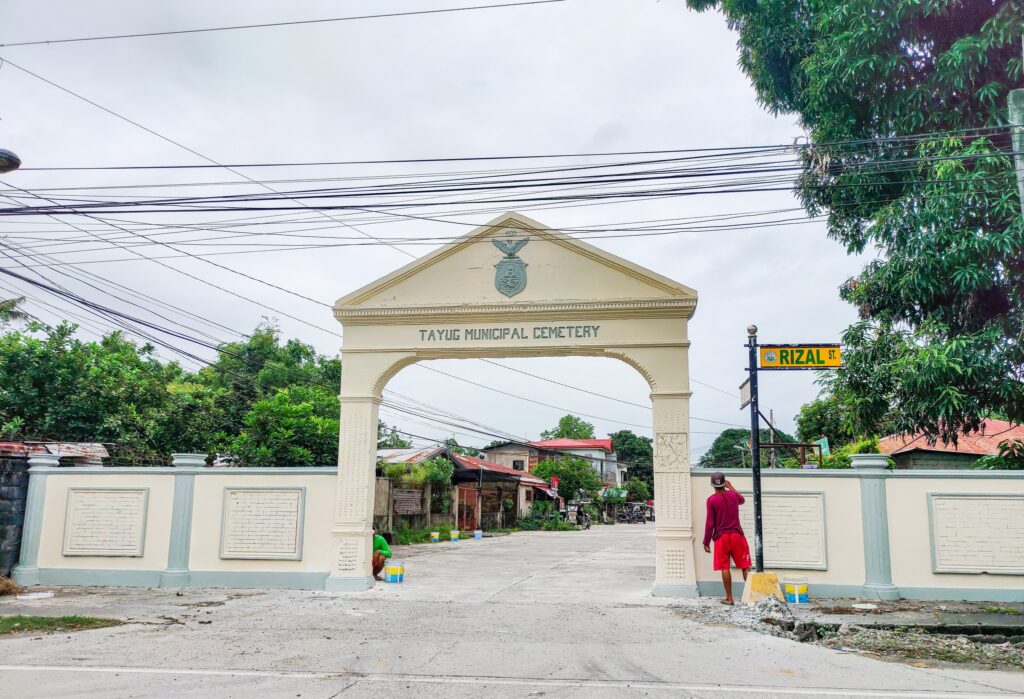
[1,524,1022,698]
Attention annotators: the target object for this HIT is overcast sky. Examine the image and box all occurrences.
[0,0,866,461]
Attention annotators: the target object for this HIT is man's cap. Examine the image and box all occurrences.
[710,471,726,487]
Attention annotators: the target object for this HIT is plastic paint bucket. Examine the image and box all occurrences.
[450,530,460,542]
[473,529,483,540]
[782,576,808,604]
[430,531,440,543]
[384,560,405,583]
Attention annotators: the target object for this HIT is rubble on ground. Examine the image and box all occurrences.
[674,596,1024,670]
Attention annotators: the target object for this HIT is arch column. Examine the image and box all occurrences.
[325,350,413,592]
[650,391,698,596]
[610,345,698,597]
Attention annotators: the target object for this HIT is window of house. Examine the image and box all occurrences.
[526,489,533,501]
[512,459,525,470]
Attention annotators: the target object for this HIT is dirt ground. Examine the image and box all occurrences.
[674,595,1024,670]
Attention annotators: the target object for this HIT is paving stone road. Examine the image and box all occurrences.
[1,524,1022,698]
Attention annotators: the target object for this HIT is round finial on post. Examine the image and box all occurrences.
[747,324,758,337]
[0,149,21,174]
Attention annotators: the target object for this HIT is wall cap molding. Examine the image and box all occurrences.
[691,468,1024,479]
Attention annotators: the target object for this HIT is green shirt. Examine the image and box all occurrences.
[372,534,392,559]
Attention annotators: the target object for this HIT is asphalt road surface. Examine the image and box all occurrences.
[2,524,1022,698]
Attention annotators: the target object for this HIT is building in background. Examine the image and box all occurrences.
[483,438,626,486]
[879,419,1024,469]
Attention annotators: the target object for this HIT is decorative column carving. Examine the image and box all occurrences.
[650,390,698,597]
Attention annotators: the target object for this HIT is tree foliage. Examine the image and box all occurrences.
[609,429,653,490]
[532,456,603,502]
[623,476,651,502]
[697,427,796,469]
[688,0,1024,442]
[377,421,412,449]
[540,414,595,440]
[795,394,856,448]
[0,321,343,465]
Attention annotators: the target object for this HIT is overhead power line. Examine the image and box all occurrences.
[0,1,567,48]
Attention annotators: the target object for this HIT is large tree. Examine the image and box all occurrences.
[697,427,797,469]
[540,414,596,440]
[0,320,344,465]
[532,456,603,502]
[609,429,653,490]
[687,0,1024,443]
[794,394,856,448]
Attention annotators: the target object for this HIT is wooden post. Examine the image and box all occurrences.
[387,479,393,532]
[425,482,432,528]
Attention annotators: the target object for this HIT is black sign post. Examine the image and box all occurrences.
[746,324,764,573]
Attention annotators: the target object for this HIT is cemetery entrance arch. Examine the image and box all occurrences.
[328,213,699,596]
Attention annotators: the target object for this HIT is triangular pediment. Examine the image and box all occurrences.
[334,212,696,321]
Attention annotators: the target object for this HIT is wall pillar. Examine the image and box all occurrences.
[650,391,698,597]
[12,453,59,585]
[853,454,899,600]
[325,395,381,591]
[159,453,203,588]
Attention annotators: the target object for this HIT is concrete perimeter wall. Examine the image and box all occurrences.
[13,457,1024,600]
[13,458,337,590]
[691,468,1024,601]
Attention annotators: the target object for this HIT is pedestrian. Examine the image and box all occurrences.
[702,471,751,605]
[372,529,392,581]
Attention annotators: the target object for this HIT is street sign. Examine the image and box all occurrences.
[759,344,841,370]
[739,377,752,409]
[814,437,830,457]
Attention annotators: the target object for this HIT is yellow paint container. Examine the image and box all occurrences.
[782,576,809,604]
[384,560,405,583]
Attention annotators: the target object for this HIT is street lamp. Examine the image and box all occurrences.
[0,149,22,174]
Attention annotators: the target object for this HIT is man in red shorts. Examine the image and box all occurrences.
[702,471,751,604]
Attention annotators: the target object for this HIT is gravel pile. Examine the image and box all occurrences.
[677,596,1024,669]
[820,626,1024,669]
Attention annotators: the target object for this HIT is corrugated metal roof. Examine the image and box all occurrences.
[0,442,109,458]
[452,453,549,486]
[528,438,614,452]
[878,419,1024,457]
[377,446,445,463]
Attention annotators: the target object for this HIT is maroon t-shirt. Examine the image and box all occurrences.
[703,489,745,547]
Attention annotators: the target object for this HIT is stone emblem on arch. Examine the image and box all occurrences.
[492,232,529,297]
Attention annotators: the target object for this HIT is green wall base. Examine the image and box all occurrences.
[697,580,1024,602]
[651,583,699,598]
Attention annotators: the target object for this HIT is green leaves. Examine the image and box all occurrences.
[691,0,1024,443]
[532,456,603,502]
[0,321,344,465]
[539,414,596,440]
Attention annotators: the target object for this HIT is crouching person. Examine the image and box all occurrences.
[372,529,392,581]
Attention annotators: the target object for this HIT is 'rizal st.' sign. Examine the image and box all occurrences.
[759,344,841,370]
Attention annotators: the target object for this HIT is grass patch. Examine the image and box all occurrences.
[982,606,1023,615]
[392,525,521,544]
[0,615,122,636]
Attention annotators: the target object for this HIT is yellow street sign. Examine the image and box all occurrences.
[759,345,841,370]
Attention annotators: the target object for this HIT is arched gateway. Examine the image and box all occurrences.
[328,212,699,596]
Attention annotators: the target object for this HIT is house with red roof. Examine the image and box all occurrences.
[482,438,627,487]
[377,446,557,531]
[878,419,1024,469]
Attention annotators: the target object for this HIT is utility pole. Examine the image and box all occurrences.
[746,325,764,573]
